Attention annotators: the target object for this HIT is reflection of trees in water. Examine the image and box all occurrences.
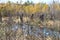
[0,22,60,40]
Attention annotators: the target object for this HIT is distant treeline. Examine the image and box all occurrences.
[0,1,60,19]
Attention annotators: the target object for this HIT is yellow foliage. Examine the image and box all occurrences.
[42,4,49,13]
[0,3,60,15]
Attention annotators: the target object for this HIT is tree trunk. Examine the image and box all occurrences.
[0,13,2,22]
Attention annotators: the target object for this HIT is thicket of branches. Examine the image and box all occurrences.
[0,1,60,40]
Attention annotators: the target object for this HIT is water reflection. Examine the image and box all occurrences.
[12,24,60,38]
[12,25,18,31]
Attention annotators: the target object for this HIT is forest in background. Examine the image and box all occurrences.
[0,0,60,29]
[0,0,60,40]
